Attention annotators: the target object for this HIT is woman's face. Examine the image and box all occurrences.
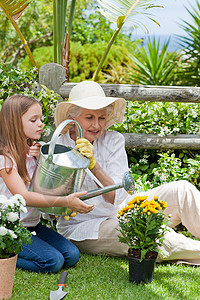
[22,103,43,140]
[75,108,107,143]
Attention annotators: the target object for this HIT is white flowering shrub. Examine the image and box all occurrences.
[111,101,200,191]
[0,194,32,258]
[113,101,200,136]
[128,148,200,192]
[0,64,60,137]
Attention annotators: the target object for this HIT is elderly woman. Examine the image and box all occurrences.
[55,81,200,264]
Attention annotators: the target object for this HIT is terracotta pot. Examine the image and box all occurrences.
[0,255,17,299]
[128,250,157,284]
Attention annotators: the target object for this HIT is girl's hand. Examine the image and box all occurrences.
[30,141,41,159]
[66,191,94,213]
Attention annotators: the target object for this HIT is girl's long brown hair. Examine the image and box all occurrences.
[0,94,40,184]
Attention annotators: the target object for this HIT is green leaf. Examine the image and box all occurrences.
[117,16,125,28]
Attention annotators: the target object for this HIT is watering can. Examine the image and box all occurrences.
[30,120,135,216]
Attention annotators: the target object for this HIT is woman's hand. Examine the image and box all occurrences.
[76,138,96,170]
[66,190,94,213]
[30,141,41,159]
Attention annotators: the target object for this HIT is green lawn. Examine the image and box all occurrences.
[12,253,200,299]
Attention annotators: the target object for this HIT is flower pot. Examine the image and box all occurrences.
[128,256,156,284]
[0,255,17,299]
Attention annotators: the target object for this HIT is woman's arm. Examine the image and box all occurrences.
[90,161,115,204]
[0,168,94,213]
[90,132,129,205]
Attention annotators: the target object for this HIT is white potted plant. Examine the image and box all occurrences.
[0,194,32,299]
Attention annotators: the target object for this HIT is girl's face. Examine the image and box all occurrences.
[22,103,43,140]
[75,108,107,143]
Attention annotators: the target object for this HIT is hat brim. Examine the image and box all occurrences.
[55,96,126,130]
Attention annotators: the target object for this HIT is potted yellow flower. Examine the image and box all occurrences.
[117,195,169,284]
[0,194,32,299]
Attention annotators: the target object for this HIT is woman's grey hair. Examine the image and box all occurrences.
[67,106,82,119]
[67,103,114,120]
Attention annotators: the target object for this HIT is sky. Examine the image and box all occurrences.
[125,0,197,50]
[137,0,195,37]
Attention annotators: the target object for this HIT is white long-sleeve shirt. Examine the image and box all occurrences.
[56,130,129,241]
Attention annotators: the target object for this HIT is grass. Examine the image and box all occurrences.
[12,253,200,299]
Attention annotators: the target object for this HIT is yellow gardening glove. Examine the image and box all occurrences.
[76,137,96,170]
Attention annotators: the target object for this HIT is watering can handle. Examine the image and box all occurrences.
[48,119,83,158]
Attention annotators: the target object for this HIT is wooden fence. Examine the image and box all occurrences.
[39,63,200,150]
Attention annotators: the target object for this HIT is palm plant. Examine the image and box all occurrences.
[53,0,76,66]
[0,0,38,69]
[177,0,200,86]
[128,37,178,85]
[92,0,163,81]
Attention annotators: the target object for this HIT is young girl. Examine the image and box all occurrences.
[0,94,94,273]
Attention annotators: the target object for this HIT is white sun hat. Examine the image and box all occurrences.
[54,81,126,130]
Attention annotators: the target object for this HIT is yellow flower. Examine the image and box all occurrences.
[140,200,148,208]
[140,196,148,201]
[127,204,135,209]
[160,200,167,209]
[127,195,147,206]
[143,207,148,213]
[117,210,124,216]
[149,207,158,214]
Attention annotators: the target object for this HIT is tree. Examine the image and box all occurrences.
[0,0,38,69]
[177,0,200,86]
[92,0,163,80]
[0,0,53,66]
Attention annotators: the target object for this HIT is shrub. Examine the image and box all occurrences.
[20,42,133,82]
[0,64,59,136]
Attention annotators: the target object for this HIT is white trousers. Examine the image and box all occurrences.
[72,181,200,265]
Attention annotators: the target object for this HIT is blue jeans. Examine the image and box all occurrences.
[17,222,80,273]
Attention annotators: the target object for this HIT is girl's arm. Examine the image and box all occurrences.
[0,168,94,213]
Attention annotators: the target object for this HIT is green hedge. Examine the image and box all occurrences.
[20,42,133,82]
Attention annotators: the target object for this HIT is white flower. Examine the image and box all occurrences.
[15,194,26,206]
[139,158,148,164]
[2,77,9,86]
[0,226,8,236]
[6,212,19,222]
[0,195,8,204]
[20,206,28,213]
[7,229,17,239]
[4,198,16,208]
[32,231,36,236]
[43,127,51,136]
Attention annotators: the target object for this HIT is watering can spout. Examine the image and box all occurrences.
[80,172,135,201]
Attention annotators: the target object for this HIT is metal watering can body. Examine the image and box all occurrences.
[30,120,90,216]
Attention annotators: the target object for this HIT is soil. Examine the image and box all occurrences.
[128,248,158,260]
